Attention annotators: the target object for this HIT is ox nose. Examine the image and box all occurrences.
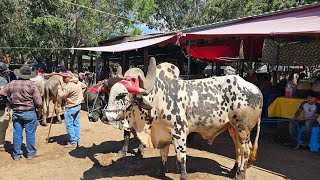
[88,113,99,122]
[105,112,118,122]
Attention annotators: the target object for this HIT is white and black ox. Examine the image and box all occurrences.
[105,57,263,180]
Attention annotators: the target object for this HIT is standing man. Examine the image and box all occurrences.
[0,62,11,152]
[57,72,83,148]
[0,65,42,160]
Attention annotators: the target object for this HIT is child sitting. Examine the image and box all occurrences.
[289,92,320,149]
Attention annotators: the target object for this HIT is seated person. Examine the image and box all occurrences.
[288,92,320,149]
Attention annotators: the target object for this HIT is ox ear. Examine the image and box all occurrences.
[134,95,153,110]
[144,57,157,93]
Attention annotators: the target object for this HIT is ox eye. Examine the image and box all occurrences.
[116,93,127,100]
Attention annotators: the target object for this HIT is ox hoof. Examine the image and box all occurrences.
[180,173,188,180]
[229,163,238,178]
[58,120,63,124]
[247,160,254,168]
[135,153,143,160]
[234,170,246,180]
[117,149,127,157]
[41,122,48,127]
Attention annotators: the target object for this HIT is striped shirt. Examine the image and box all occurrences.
[0,80,42,111]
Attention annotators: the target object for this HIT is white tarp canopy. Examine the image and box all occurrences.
[74,35,175,53]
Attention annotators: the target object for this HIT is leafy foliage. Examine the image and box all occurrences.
[1,0,144,69]
[141,0,319,31]
[0,0,318,68]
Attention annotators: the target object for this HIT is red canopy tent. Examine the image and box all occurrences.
[185,40,241,62]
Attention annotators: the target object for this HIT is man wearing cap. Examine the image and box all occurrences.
[0,62,11,152]
[0,65,42,160]
[57,72,84,148]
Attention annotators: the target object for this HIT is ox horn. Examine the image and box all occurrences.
[116,66,123,77]
[144,57,157,93]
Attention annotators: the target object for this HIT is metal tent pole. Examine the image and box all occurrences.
[144,48,148,73]
[275,43,280,85]
[90,51,94,72]
[187,40,191,80]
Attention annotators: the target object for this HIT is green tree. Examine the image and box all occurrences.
[1,0,144,69]
[141,0,318,31]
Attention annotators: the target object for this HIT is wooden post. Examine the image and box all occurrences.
[241,61,245,77]
[106,58,110,78]
[77,51,82,72]
[216,62,220,76]
[90,51,94,72]
[211,62,214,76]
[275,43,280,85]
[187,40,191,80]
[103,53,107,71]
[122,52,127,72]
[249,39,254,62]
[143,48,148,73]
[178,46,184,74]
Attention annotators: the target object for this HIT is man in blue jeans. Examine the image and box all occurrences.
[0,65,42,160]
[57,72,84,148]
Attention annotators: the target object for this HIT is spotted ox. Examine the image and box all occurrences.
[105,57,263,180]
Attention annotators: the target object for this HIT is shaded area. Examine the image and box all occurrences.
[69,140,230,180]
[47,134,70,146]
[187,129,320,180]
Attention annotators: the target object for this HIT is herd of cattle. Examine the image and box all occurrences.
[39,58,263,180]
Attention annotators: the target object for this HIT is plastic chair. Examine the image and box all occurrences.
[309,127,320,152]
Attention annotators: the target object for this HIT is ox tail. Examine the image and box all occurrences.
[249,117,261,163]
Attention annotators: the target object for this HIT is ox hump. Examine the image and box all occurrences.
[156,63,180,80]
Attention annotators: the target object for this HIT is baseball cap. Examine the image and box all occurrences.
[0,62,9,71]
[59,71,73,78]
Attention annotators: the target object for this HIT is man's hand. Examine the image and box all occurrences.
[36,108,43,120]
[298,117,307,121]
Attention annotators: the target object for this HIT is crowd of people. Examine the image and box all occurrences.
[0,62,84,160]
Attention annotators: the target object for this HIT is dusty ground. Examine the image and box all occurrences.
[0,110,319,180]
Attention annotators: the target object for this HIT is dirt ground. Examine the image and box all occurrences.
[0,110,319,180]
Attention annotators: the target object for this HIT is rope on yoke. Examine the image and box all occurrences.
[87,84,103,118]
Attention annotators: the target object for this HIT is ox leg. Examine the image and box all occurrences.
[172,131,188,180]
[234,130,251,180]
[136,142,144,159]
[42,99,48,126]
[229,126,240,177]
[118,130,130,157]
[156,145,170,177]
[56,98,63,124]
[131,128,144,159]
